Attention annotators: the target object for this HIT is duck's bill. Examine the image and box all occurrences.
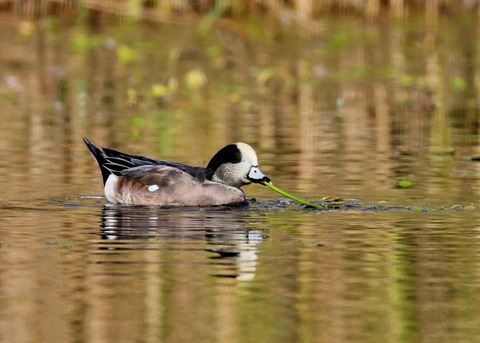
[262,181,326,210]
[248,167,271,184]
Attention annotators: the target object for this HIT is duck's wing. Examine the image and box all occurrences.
[83,137,206,184]
[102,147,206,181]
[112,165,245,206]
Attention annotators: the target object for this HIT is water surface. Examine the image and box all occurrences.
[1,14,480,343]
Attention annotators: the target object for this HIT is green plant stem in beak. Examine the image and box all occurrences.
[263,181,326,209]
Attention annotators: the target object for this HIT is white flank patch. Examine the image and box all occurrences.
[148,184,159,192]
[104,174,119,203]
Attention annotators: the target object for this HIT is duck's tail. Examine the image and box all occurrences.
[83,137,113,185]
[84,137,160,184]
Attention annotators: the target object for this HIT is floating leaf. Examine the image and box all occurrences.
[397,179,414,188]
[151,79,177,104]
[117,44,136,63]
[151,84,170,98]
[185,69,207,89]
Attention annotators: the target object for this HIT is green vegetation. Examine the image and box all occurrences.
[263,181,326,209]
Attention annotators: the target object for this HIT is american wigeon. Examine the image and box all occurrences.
[83,137,270,206]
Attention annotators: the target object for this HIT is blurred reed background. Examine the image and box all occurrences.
[2,0,480,25]
[1,0,480,200]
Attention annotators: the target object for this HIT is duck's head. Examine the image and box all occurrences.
[205,142,270,188]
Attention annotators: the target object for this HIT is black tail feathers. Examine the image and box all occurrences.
[83,137,113,185]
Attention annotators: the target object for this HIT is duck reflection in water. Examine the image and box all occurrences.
[100,205,267,281]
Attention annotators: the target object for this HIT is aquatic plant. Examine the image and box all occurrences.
[263,181,326,209]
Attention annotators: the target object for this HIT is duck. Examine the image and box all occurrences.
[83,137,270,206]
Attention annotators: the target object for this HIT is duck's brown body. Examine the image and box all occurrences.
[83,138,268,207]
[105,167,246,206]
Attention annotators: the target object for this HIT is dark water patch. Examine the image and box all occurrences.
[17,195,478,216]
[252,197,478,213]
[60,195,106,208]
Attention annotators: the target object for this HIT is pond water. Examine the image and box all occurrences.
[1,14,480,343]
